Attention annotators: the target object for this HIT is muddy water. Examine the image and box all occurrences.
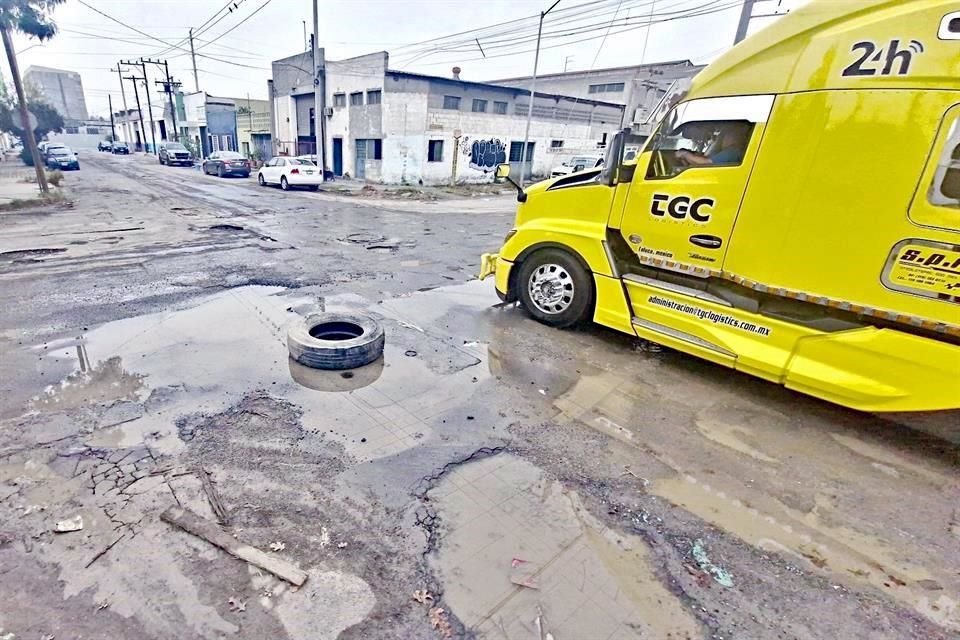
[511,351,960,633]
[29,282,500,462]
[429,453,702,639]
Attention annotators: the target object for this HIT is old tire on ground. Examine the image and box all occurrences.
[288,312,384,370]
[517,248,594,329]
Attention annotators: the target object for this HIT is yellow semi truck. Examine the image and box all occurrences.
[480,0,960,412]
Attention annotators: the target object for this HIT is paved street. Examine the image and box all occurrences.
[0,153,958,640]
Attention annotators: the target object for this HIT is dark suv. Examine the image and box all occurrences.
[158,142,193,166]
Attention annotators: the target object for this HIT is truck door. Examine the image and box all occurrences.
[618,95,774,275]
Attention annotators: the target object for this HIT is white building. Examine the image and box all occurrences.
[270,51,624,184]
[23,65,89,122]
[491,61,703,132]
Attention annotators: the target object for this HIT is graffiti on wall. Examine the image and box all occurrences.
[466,138,506,172]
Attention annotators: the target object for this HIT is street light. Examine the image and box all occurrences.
[518,0,560,187]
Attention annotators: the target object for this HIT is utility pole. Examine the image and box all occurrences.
[302,21,307,51]
[1,28,47,194]
[155,60,180,141]
[124,74,147,153]
[108,94,117,142]
[121,59,157,153]
[312,0,327,179]
[519,0,560,187]
[734,0,757,44]
[138,59,159,153]
[189,28,199,92]
[111,65,130,144]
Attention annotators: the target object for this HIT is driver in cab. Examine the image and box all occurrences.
[676,122,751,166]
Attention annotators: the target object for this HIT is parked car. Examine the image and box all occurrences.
[111,142,130,155]
[158,142,193,166]
[97,140,113,152]
[46,147,79,170]
[550,155,604,178]
[294,154,334,180]
[42,142,66,161]
[258,157,322,190]
[202,151,250,178]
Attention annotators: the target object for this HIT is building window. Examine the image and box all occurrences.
[471,99,487,113]
[366,90,381,105]
[588,82,625,94]
[493,101,508,115]
[333,93,346,108]
[428,139,444,162]
[550,140,564,149]
[350,92,364,106]
[85,127,100,135]
[509,141,535,162]
[358,138,383,160]
[65,126,79,134]
[442,96,461,110]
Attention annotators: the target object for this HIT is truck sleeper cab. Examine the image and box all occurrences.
[480,0,960,412]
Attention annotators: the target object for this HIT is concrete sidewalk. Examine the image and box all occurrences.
[0,161,42,205]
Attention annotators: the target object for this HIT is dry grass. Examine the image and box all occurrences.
[46,170,65,187]
[0,190,66,212]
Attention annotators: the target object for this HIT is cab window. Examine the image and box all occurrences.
[643,94,774,180]
[928,116,960,208]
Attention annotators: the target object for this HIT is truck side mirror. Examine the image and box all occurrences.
[495,163,527,203]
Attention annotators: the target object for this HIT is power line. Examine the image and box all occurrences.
[75,0,191,54]
[194,0,275,52]
[398,0,740,68]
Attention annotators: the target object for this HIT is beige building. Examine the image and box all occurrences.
[232,97,271,159]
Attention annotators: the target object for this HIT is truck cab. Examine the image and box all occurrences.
[480,0,960,412]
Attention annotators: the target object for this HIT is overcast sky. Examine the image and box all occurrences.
[2,0,800,119]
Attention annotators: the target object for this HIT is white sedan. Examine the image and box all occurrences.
[257,157,322,191]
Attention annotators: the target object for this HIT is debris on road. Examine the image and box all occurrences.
[198,466,231,526]
[269,541,286,552]
[413,589,434,604]
[228,597,246,612]
[160,506,308,586]
[509,557,541,590]
[692,539,734,588]
[429,607,453,639]
[54,515,83,533]
[85,534,126,568]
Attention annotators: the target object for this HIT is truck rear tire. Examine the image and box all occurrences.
[517,248,593,328]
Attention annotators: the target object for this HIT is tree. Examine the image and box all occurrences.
[1,0,66,193]
[0,93,64,141]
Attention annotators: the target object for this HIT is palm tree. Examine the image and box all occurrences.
[1,0,65,194]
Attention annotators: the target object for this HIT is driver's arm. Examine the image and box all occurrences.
[676,149,713,166]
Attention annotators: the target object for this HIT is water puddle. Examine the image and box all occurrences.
[428,453,702,638]
[27,282,503,462]
[651,473,960,631]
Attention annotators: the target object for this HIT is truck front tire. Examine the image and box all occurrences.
[517,248,593,328]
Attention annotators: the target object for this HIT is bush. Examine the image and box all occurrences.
[19,146,34,166]
[47,170,64,187]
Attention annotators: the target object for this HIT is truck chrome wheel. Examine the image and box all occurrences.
[528,263,575,314]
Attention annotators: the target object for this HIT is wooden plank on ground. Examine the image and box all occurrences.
[160,506,308,586]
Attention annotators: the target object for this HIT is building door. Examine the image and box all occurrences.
[355,139,366,179]
[333,138,343,176]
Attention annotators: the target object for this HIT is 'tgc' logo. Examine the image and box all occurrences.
[650,194,714,223]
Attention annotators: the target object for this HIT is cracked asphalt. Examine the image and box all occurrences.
[0,153,958,640]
